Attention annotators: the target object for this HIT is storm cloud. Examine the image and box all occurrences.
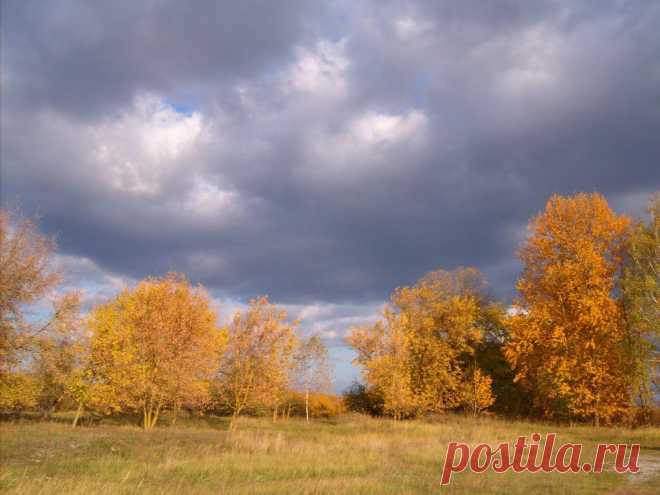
[2,0,659,388]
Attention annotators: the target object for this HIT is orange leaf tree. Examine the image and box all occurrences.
[348,267,497,418]
[218,296,299,426]
[505,193,631,425]
[0,209,81,411]
[88,274,224,429]
[462,367,495,416]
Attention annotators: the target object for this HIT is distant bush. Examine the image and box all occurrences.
[0,373,41,411]
[630,405,660,427]
[283,391,345,419]
[342,382,383,416]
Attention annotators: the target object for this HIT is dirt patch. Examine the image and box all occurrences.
[630,454,660,484]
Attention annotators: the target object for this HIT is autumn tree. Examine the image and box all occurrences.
[88,274,224,429]
[61,334,124,428]
[348,267,497,418]
[0,209,81,410]
[462,367,495,416]
[293,334,332,422]
[505,193,631,425]
[621,192,659,416]
[218,297,299,427]
[31,306,85,418]
[348,312,417,419]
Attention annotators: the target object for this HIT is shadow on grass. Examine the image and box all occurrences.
[0,410,239,430]
[0,411,132,427]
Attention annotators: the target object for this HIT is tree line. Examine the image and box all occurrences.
[0,213,333,428]
[347,192,658,425]
[0,191,658,427]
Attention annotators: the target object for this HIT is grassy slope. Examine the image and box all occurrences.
[1,414,659,494]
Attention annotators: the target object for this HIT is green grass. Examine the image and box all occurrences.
[1,414,659,494]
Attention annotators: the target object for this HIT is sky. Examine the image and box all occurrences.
[1,0,659,391]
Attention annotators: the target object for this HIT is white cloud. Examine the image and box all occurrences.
[182,176,237,217]
[283,39,349,99]
[284,301,383,342]
[393,16,433,41]
[350,110,427,147]
[93,94,207,196]
[302,109,428,181]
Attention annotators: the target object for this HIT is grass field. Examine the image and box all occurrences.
[1,414,659,494]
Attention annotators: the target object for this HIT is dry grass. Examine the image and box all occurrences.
[1,414,659,494]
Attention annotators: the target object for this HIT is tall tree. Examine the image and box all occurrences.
[505,193,631,425]
[31,311,85,418]
[349,313,417,419]
[348,267,497,418]
[219,297,299,427]
[621,193,659,416]
[88,274,223,429]
[294,334,332,422]
[0,209,81,410]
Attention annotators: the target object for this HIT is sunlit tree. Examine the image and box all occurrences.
[348,267,496,418]
[219,297,299,427]
[0,209,81,410]
[462,367,495,416]
[294,334,332,422]
[505,193,631,425]
[88,274,223,429]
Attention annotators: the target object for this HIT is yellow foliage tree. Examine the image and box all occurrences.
[293,334,332,423]
[0,373,41,411]
[348,314,417,419]
[31,310,85,417]
[505,193,631,425]
[219,296,299,427]
[88,274,224,429]
[0,209,81,411]
[621,193,659,417]
[462,367,495,416]
[348,267,495,417]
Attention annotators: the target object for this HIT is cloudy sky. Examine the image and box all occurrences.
[2,0,659,390]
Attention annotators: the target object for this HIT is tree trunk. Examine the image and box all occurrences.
[152,401,162,428]
[143,397,162,429]
[144,405,155,429]
[72,402,84,428]
[171,401,180,426]
[229,409,240,431]
[305,389,310,423]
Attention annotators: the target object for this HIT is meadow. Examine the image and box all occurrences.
[1,414,658,495]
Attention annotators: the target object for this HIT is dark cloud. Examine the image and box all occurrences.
[2,0,659,316]
[2,0,315,118]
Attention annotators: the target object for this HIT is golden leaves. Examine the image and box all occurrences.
[88,274,222,428]
[505,193,632,424]
[219,296,299,421]
[347,267,496,418]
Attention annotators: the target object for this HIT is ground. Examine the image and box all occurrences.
[1,414,659,494]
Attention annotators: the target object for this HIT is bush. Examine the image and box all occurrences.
[342,382,383,416]
[0,373,41,412]
[282,391,345,419]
